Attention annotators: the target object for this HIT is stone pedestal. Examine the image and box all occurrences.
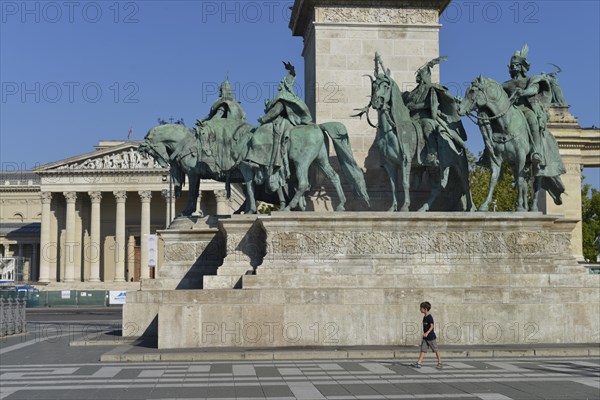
[141,216,223,291]
[203,215,265,289]
[289,0,450,211]
[123,213,599,348]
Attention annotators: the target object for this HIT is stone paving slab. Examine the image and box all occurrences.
[90,338,600,362]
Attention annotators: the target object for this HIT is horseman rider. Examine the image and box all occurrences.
[502,45,549,166]
[258,62,313,180]
[404,57,466,167]
[198,78,246,124]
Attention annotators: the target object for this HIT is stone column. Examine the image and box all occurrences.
[139,191,152,279]
[161,190,175,227]
[38,192,52,283]
[17,244,25,282]
[127,235,136,281]
[194,191,203,216]
[31,243,38,282]
[63,192,77,282]
[113,191,127,282]
[88,192,102,282]
[215,190,229,215]
[170,193,177,222]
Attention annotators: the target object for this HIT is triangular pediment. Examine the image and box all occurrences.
[35,142,164,172]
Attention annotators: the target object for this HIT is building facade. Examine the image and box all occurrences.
[0,140,241,289]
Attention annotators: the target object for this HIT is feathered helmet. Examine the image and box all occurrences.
[281,61,297,90]
[219,78,233,99]
[416,56,447,82]
[509,44,531,71]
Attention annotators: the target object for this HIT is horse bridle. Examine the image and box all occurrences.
[464,82,516,125]
[141,142,170,167]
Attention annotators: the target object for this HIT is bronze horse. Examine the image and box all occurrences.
[174,119,370,214]
[355,71,473,212]
[458,76,565,211]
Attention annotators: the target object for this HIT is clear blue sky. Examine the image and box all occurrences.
[1,0,598,189]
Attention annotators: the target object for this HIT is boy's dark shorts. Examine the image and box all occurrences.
[420,338,438,353]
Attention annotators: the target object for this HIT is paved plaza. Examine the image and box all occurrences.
[0,309,599,400]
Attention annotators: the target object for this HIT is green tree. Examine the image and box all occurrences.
[466,149,519,211]
[581,183,600,263]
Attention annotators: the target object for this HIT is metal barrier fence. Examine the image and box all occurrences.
[0,290,118,307]
[0,298,26,336]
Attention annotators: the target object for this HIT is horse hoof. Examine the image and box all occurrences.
[387,206,397,212]
[283,207,291,212]
[417,205,428,212]
[335,205,346,212]
[478,206,488,212]
[400,206,409,212]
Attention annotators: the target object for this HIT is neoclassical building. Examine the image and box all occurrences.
[0,140,242,289]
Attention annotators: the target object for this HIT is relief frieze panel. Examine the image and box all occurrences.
[265,230,572,263]
[318,7,438,25]
[56,148,161,170]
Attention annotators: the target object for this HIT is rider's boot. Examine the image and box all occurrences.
[423,130,438,167]
[424,152,439,167]
[268,132,282,176]
[530,131,545,167]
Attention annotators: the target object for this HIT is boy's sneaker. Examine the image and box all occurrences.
[410,363,422,368]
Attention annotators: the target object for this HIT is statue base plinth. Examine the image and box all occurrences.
[124,212,599,348]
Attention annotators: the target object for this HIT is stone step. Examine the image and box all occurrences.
[242,272,599,290]
[215,265,254,276]
[203,275,244,289]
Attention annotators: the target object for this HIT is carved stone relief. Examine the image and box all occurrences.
[318,7,438,25]
[57,148,161,170]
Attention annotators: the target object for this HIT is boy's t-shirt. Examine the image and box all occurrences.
[423,314,436,340]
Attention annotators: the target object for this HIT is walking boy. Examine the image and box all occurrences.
[411,301,442,369]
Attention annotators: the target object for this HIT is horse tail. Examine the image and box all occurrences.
[541,176,565,206]
[319,122,370,207]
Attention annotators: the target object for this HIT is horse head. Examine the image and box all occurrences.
[138,138,170,168]
[370,73,394,111]
[459,75,489,115]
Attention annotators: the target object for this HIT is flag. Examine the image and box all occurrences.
[127,127,133,139]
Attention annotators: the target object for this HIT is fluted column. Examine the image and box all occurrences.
[113,191,127,282]
[161,190,175,227]
[139,191,152,279]
[215,190,230,215]
[38,192,52,283]
[88,192,102,282]
[63,192,77,282]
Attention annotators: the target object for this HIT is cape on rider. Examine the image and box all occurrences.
[256,62,313,185]
[403,57,467,167]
